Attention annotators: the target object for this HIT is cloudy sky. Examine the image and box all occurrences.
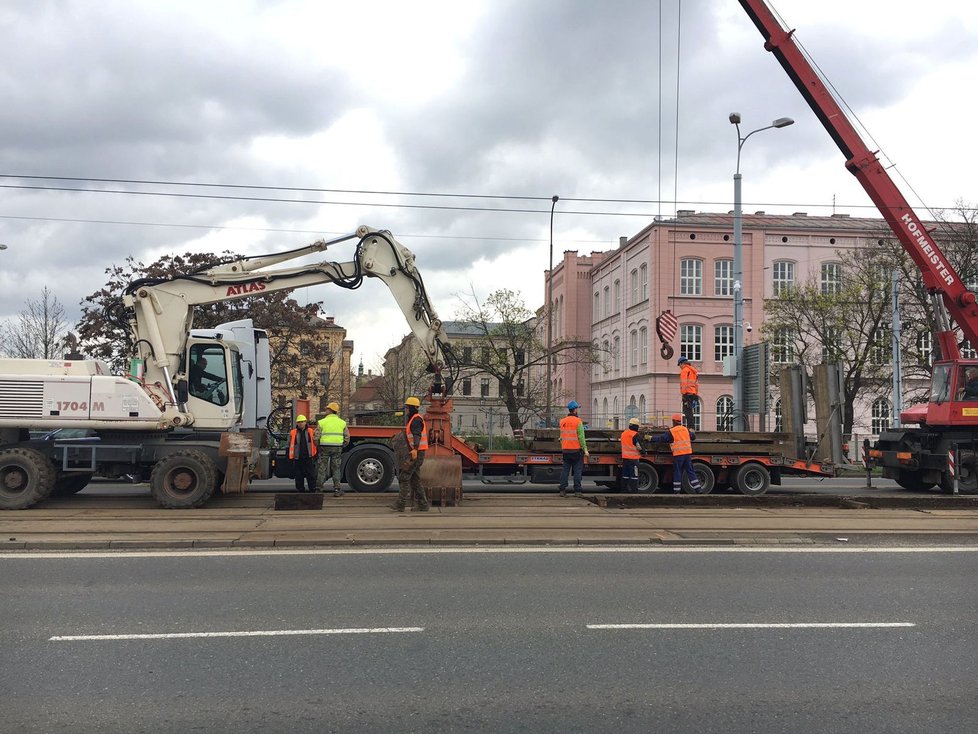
[1,0,977,372]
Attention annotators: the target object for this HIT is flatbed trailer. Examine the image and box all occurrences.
[326,424,835,497]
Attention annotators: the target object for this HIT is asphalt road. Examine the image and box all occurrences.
[3,547,976,733]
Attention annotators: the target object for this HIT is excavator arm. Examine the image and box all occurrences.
[122,225,450,427]
[739,0,978,359]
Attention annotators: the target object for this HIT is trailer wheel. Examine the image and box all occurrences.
[895,470,936,492]
[0,448,57,509]
[50,473,92,497]
[344,446,394,492]
[941,450,978,494]
[682,461,716,494]
[150,450,217,508]
[636,463,659,493]
[732,462,770,496]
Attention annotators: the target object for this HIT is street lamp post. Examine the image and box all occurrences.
[730,112,793,432]
[545,195,559,427]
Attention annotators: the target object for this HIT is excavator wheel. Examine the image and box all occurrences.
[0,447,57,510]
[150,449,218,509]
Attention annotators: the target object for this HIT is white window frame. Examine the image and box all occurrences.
[714,259,733,296]
[772,260,795,296]
[821,262,843,295]
[680,258,703,296]
[714,324,734,362]
[716,395,734,431]
[640,264,648,301]
[680,324,702,362]
[772,328,795,364]
[639,327,648,365]
[871,398,891,434]
[630,329,638,367]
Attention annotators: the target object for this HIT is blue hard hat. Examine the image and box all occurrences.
[567,400,580,410]
[677,356,688,365]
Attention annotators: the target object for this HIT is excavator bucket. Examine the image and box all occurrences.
[419,452,462,506]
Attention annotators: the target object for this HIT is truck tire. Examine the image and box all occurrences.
[940,449,978,494]
[0,448,57,510]
[150,450,218,508]
[344,446,394,492]
[732,462,771,497]
[636,463,659,493]
[50,473,92,497]
[682,460,716,494]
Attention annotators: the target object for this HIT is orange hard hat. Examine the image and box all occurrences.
[671,413,683,422]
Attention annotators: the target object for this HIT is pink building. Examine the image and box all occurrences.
[549,211,920,438]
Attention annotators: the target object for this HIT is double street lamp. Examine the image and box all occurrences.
[730,112,793,431]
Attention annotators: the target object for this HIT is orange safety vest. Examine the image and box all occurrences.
[620,429,640,459]
[668,425,693,456]
[680,363,699,395]
[288,427,318,459]
[405,414,429,451]
[560,415,583,450]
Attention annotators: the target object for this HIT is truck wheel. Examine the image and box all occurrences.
[732,462,771,496]
[941,450,978,494]
[636,463,659,493]
[50,473,92,497]
[0,448,57,509]
[344,446,394,492]
[150,450,217,508]
[682,461,716,494]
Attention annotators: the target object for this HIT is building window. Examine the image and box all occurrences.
[603,286,610,317]
[614,279,621,312]
[822,326,842,364]
[630,329,638,367]
[638,394,646,421]
[602,339,611,373]
[680,324,702,362]
[714,259,733,296]
[871,399,891,434]
[916,332,932,365]
[462,346,472,364]
[594,292,600,321]
[482,347,492,364]
[640,264,648,301]
[613,336,621,373]
[772,328,794,364]
[716,395,734,431]
[630,269,638,304]
[772,260,795,296]
[775,399,783,432]
[691,400,701,431]
[480,378,489,397]
[714,325,734,362]
[516,379,524,397]
[962,340,978,359]
[871,328,890,365]
[821,262,843,295]
[680,258,702,296]
[462,378,471,396]
[498,380,504,397]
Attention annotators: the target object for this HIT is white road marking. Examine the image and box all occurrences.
[3,546,978,559]
[50,626,424,642]
[587,622,916,630]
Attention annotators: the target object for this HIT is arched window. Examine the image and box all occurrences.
[614,279,621,311]
[602,398,609,424]
[594,292,600,322]
[638,395,646,420]
[774,399,783,433]
[691,400,702,432]
[630,330,638,367]
[639,264,648,301]
[871,399,891,434]
[603,285,611,316]
[639,327,648,365]
[772,260,796,296]
[613,336,621,372]
[716,395,734,431]
[680,258,703,295]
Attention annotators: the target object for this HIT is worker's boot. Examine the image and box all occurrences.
[390,482,411,512]
[629,478,640,493]
[413,488,430,512]
[333,482,344,497]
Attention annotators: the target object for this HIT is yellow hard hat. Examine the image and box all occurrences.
[404,396,421,408]
[296,414,307,422]
[628,417,641,427]
[327,402,340,412]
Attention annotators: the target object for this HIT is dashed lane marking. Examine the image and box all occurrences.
[587,622,916,630]
[50,626,424,641]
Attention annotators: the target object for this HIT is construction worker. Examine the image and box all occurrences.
[557,400,589,497]
[315,401,349,496]
[651,413,703,493]
[620,417,647,493]
[678,355,699,428]
[391,396,430,512]
[288,415,318,493]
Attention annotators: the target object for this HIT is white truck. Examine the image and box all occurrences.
[0,226,451,509]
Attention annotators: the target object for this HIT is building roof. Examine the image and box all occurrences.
[350,375,385,404]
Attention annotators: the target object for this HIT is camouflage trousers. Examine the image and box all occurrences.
[394,453,428,509]
[316,447,343,489]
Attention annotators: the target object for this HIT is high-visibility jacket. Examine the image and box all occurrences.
[288,427,318,459]
[668,425,693,456]
[560,415,583,450]
[620,429,640,459]
[317,414,347,446]
[679,363,699,395]
[405,414,428,451]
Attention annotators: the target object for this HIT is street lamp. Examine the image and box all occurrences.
[730,112,793,432]
[545,195,559,428]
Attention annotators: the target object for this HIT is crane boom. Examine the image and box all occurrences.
[739,0,978,359]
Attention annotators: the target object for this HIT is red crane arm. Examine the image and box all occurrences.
[739,0,978,357]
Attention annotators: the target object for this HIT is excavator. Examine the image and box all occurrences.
[0,226,460,509]
[740,0,978,493]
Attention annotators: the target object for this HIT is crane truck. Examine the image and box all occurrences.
[741,0,978,494]
[0,226,455,509]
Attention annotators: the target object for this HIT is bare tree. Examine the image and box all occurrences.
[378,345,431,410]
[0,287,70,359]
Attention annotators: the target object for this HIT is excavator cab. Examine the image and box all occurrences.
[181,338,245,429]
